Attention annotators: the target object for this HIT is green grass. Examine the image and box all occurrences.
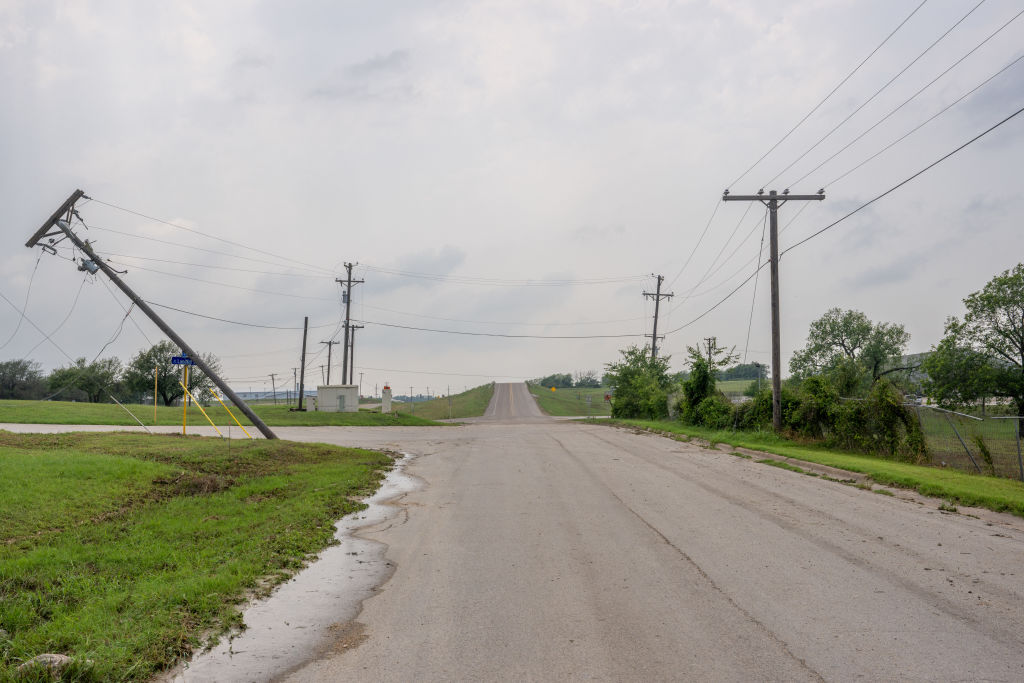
[0,400,443,427]
[0,431,392,681]
[717,379,757,394]
[527,385,612,416]
[394,384,495,421]
[603,419,1024,518]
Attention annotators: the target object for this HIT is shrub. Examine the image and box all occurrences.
[695,394,733,429]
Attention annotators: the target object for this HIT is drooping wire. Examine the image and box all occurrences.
[147,301,338,330]
[21,274,90,359]
[0,251,43,351]
[727,0,929,189]
[743,210,769,363]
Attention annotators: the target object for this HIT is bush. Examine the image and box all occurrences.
[695,394,733,429]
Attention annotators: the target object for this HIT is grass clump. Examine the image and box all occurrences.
[0,431,391,681]
[606,419,1024,518]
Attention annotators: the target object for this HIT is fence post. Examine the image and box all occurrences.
[945,413,981,474]
[1016,417,1023,482]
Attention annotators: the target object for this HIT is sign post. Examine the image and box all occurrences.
[172,355,195,435]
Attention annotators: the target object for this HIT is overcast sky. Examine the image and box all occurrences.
[2,0,1022,397]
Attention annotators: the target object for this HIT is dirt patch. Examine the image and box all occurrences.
[327,621,368,654]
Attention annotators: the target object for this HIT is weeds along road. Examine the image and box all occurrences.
[7,383,1024,680]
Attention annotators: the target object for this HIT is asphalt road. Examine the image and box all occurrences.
[7,384,1024,681]
[279,384,1024,681]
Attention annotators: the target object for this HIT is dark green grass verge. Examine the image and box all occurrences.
[527,385,612,417]
[0,400,442,427]
[600,419,1024,518]
[0,431,392,681]
[392,383,495,421]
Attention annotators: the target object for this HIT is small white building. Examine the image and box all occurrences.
[316,385,359,412]
[381,386,393,413]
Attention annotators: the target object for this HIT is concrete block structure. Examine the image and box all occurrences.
[316,385,359,412]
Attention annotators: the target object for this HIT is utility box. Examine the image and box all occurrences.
[316,385,359,412]
[381,386,392,414]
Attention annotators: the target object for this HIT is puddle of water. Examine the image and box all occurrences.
[163,453,419,682]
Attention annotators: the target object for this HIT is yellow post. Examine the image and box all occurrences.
[209,389,253,439]
[183,364,188,435]
[154,365,158,423]
[179,381,223,436]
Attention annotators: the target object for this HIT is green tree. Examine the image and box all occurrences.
[123,341,221,406]
[680,342,738,425]
[929,264,1024,417]
[535,372,573,389]
[921,333,994,412]
[0,359,46,399]
[790,308,911,387]
[573,370,601,388]
[603,346,674,419]
[47,357,122,403]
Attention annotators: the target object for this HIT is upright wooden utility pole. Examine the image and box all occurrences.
[722,189,825,431]
[336,263,364,385]
[319,340,340,384]
[348,324,364,384]
[643,274,673,359]
[25,190,278,439]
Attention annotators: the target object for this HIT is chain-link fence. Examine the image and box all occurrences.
[912,405,1023,480]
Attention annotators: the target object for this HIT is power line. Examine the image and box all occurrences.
[146,301,338,330]
[107,260,338,302]
[824,51,1024,188]
[353,319,646,340]
[361,264,648,287]
[0,251,43,351]
[743,210,769,363]
[790,7,1024,188]
[784,102,1024,255]
[103,252,328,279]
[763,0,988,187]
[666,100,1024,337]
[22,274,90,359]
[727,0,929,188]
[89,197,338,276]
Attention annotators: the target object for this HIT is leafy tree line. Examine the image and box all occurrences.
[531,370,603,389]
[0,341,220,404]
[602,263,1024,462]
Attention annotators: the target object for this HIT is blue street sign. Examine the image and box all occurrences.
[171,356,195,366]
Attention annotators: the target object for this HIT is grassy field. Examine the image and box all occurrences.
[0,431,392,681]
[718,379,757,394]
[604,419,1024,518]
[395,383,495,420]
[527,385,612,416]
[0,400,442,427]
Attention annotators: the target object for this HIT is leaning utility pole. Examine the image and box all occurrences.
[348,324,364,384]
[25,190,278,439]
[643,274,673,359]
[296,316,309,411]
[723,188,825,431]
[269,373,278,405]
[319,339,340,384]
[336,263,364,386]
